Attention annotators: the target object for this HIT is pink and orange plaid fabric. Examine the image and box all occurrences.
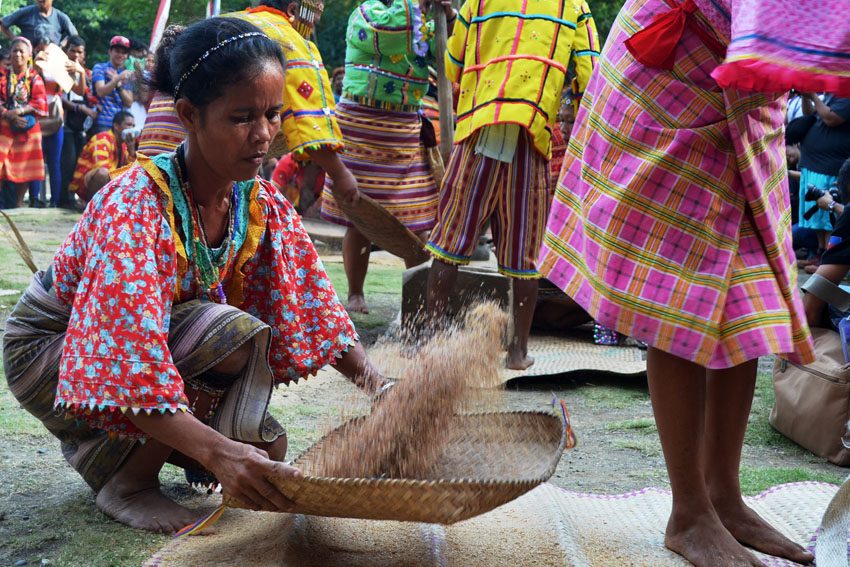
[539,0,815,369]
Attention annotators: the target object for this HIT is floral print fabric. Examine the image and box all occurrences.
[52,155,357,436]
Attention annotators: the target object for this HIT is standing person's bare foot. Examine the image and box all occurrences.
[713,498,814,564]
[665,510,765,566]
[506,348,534,370]
[96,475,199,533]
[347,294,369,314]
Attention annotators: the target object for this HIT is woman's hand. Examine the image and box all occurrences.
[308,148,361,207]
[208,439,302,512]
[127,409,301,514]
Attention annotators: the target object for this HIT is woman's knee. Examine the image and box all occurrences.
[259,434,288,462]
[210,341,252,375]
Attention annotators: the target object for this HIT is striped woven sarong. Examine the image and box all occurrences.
[3,271,284,491]
[137,92,184,158]
[538,0,815,369]
[427,131,550,278]
[0,122,44,183]
[321,101,437,231]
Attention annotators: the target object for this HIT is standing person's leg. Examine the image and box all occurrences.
[426,138,499,326]
[44,132,64,207]
[0,180,12,208]
[647,348,763,567]
[29,180,45,207]
[343,226,371,314]
[704,361,815,563]
[498,132,549,370]
[13,182,28,208]
[507,278,538,369]
[60,128,77,205]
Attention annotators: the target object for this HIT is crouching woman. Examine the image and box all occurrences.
[3,17,385,533]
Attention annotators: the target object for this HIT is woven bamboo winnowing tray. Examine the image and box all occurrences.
[224,411,567,524]
[338,193,431,267]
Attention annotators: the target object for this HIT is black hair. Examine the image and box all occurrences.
[0,47,8,60]
[31,26,52,48]
[150,17,284,107]
[65,35,86,49]
[113,110,134,126]
[129,38,148,54]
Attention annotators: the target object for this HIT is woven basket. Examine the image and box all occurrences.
[268,132,289,160]
[338,193,431,267]
[224,411,566,524]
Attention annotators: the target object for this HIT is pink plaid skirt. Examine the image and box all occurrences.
[713,0,850,96]
[538,0,815,369]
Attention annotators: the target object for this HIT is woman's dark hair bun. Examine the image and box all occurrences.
[150,17,284,107]
[150,24,187,98]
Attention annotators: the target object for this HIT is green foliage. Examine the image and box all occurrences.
[314,0,358,71]
[3,0,626,71]
[590,0,623,48]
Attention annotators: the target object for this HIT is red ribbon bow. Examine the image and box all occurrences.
[625,0,697,70]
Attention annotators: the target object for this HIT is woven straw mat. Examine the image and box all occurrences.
[222,412,566,524]
[337,193,431,266]
[146,481,837,566]
[369,333,647,384]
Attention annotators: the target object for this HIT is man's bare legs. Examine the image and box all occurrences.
[343,226,370,313]
[428,259,536,369]
[506,278,537,370]
[704,361,814,564]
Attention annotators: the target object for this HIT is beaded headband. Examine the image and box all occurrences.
[173,31,266,99]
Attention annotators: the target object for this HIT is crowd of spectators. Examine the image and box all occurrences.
[788,92,850,271]
[0,0,149,209]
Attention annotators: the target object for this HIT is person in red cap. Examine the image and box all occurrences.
[90,35,134,135]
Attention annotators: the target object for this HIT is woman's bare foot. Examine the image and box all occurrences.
[713,498,814,564]
[666,510,764,567]
[347,294,369,314]
[96,475,199,534]
[506,348,534,370]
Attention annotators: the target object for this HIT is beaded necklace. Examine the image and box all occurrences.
[173,144,239,304]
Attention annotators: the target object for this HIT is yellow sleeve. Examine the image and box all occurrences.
[281,38,344,158]
[571,1,600,105]
[445,1,473,84]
